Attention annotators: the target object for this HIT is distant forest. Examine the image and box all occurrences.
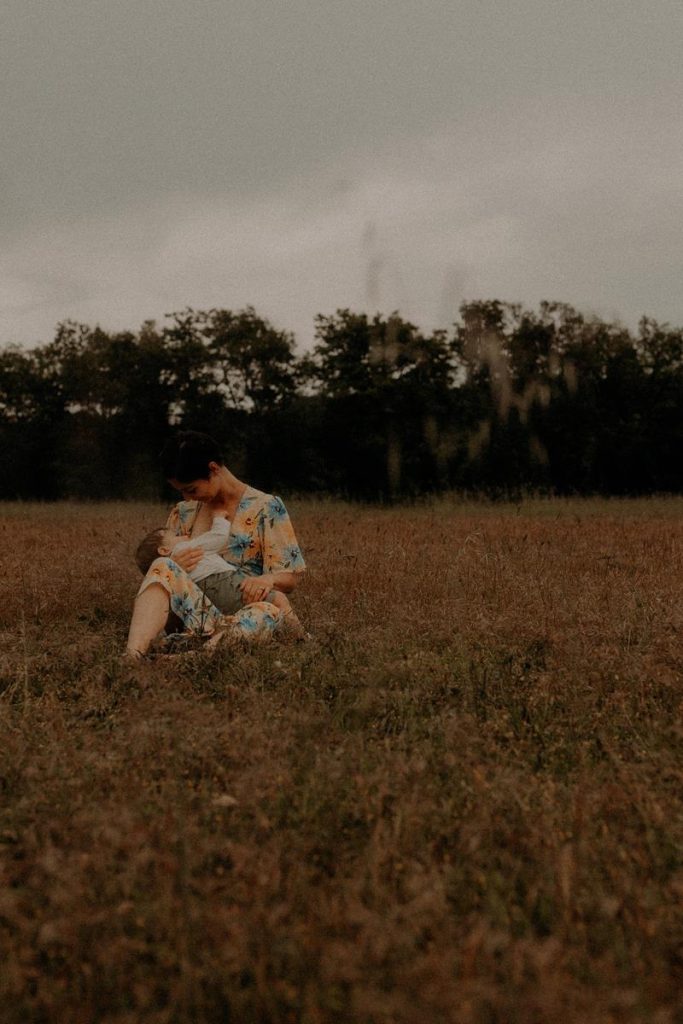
[1,300,681,500]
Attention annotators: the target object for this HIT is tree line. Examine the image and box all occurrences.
[1,300,681,500]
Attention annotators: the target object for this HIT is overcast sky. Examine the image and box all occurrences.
[2,0,681,350]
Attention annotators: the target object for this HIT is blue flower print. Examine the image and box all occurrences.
[237,493,257,514]
[172,590,221,634]
[172,591,198,624]
[228,532,252,561]
[266,496,288,525]
[150,556,182,578]
[176,501,199,535]
[262,610,279,631]
[282,544,304,569]
[236,610,259,634]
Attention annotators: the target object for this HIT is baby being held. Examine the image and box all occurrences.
[136,514,234,583]
[135,514,304,637]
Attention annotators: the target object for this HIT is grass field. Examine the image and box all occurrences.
[0,497,681,1024]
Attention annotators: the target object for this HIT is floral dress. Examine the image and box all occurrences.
[137,487,306,640]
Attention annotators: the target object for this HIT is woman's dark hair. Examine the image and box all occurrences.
[160,431,225,483]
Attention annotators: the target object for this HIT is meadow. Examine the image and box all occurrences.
[0,496,681,1024]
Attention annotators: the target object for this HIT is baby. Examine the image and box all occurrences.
[135,514,304,638]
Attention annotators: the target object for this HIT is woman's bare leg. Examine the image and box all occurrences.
[270,591,306,640]
[125,583,171,657]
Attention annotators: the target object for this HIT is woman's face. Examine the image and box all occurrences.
[169,464,220,502]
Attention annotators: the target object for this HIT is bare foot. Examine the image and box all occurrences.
[121,648,147,664]
[204,625,241,653]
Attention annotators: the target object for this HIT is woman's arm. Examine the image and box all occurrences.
[170,546,203,574]
[240,569,302,604]
[270,570,300,594]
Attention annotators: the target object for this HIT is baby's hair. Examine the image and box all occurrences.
[135,527,168,575]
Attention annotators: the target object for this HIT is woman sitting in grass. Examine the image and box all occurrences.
[125,430,306,659]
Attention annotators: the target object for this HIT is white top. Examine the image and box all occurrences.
[172,515,236,583]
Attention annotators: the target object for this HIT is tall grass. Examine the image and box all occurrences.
[0,498,681,1023]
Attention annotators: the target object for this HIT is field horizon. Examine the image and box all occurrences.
[1,496,681,1023]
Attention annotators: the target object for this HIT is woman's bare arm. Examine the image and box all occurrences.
[270,570,300,594]
[170,546,203,573]
[240,570,302,604]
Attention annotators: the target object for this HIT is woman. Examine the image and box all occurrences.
[126,431,306,658]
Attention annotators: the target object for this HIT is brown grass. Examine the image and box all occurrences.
[0,496,681,1024]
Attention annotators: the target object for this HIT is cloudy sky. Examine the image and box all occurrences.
[2,0,681,350]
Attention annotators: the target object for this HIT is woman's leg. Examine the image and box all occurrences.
[207,600,283,648]
[128,560,284,656]
[125,583,171,657]
[138,557,224,636]
[268,591,305,639]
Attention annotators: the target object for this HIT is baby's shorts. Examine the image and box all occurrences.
[198,571,244,615]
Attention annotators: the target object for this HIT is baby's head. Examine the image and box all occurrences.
[135,527,177,574]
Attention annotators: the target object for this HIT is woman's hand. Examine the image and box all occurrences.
[240,574,275,604]
[171,546,203,574]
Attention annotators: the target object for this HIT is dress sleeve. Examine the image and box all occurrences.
[165,504,181,533]
[165,501,198,537]
[259,496,306,575]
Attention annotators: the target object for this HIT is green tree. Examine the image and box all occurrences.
[303,310,458,496]
[204,306,298,412]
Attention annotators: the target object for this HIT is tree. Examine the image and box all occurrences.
[1,299,681,499]
[0,344,66,498]
[205,307,298,412]
[302,310,459,496]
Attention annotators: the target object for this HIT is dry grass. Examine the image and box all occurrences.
[0,496,682,1024]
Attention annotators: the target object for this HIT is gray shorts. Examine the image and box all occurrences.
[197,571,244,616]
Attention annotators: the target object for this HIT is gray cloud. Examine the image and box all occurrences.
[1,1,681,347]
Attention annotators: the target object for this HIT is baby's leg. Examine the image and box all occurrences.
[269,591,306,640]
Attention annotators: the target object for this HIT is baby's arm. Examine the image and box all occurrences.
[177,515,230,555]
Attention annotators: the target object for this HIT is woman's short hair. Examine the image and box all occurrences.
[135,528,167,575]
[160,431,225,483]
